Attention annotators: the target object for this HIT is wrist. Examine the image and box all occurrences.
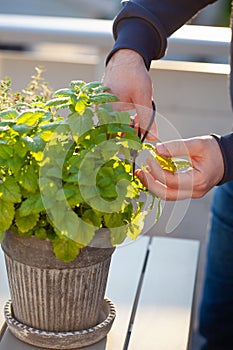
[106,49,145,68]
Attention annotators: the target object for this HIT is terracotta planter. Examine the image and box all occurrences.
[1,230,116,349]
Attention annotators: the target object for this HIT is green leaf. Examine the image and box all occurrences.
[0,142,13,159]
[67,111,94,139]
[18,194,44,217]
[107,124,123,134]
[22,135,46,152]
[0,200,14,231]
[114,111,131,125]
[39,177,60,200]
[39,121,64,131]
[7,154,25,174]
[45,97,70,108]
[0,120,15,127]
[45,166,62,179]
[35,227,47,240]
[76,218,96,244]
[97,107,114,125]
[50,205,95,246]
[15,211,39,233]
[60,184,84,206]
[104,212,125,228]
[98,183,118,200]
[82,209,102,227]
[82,81,103,91]
[110,226,128,245]
[121,180,138,199]
[52,236,81,262]
[55,187,74,201]
[70,80,85,91]
[0,109,18,119]
[13,141,28,157]
[0,177,21,203]
[118,138,142,151]
[173,158,192,170]
[154,197,162,224]
[12,124,30,135]
[52,88,72,97]
[89,92,118,104]
[18,165,38,192]
[100,141,118,161]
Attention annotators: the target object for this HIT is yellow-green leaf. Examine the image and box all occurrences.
[0,200,14,231]
[18,194,44,217]
[35,227,47,240]
[156,154,177,173]
[127,210,147,240]
[18,165,38,192]
[52,237,81,262]
[15,211,39,233]
[16,110,46,126]
[0,177,21,203]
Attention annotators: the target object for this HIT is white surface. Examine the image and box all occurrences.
[128,237,200,350]
[104,237,150,349]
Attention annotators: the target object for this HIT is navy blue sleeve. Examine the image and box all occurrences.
[106,0,217,69]
[212,133,233,185]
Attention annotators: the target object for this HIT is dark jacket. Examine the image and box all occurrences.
[107,0,233,184]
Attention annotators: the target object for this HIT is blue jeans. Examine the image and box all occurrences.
[199,181,233,350]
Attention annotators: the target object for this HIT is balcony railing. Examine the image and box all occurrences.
[0,14,231,143]
[0,14,231,62]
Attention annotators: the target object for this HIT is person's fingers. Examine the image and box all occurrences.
[136,135,225,200]
[135,104,158,141]
[133,110,158,141]
[135,169,193,200]
[146,158,194,190]
[155,137,214,159]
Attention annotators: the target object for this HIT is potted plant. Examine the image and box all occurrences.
[0,68,188,348]
[0,68,162,349]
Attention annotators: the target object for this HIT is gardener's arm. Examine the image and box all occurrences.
[103,0,217,139]
[135,133,233,200]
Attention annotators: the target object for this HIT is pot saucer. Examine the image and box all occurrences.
[4,298,116,349]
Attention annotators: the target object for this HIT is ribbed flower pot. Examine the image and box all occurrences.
[1,230,116,349]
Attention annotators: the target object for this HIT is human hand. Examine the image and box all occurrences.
[102,49,157,140]
[135,135,224,200]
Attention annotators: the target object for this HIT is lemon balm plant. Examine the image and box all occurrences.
[0,69,191,348]
[0,68,159,263]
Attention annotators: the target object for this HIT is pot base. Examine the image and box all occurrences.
[4,298,116,349]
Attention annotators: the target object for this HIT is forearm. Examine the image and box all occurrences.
[107,0,217,68]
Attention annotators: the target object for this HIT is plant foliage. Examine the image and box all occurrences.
[0,68,190,262]
[0,69,161,261]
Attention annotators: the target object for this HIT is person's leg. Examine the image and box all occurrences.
[199,181,233,350]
